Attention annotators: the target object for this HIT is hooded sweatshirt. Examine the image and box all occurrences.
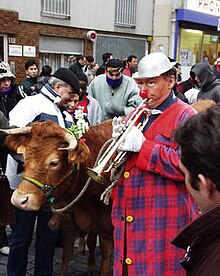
[191,58,220,103]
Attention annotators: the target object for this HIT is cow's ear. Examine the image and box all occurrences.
[68,142,90,163]
[5,134,31,153]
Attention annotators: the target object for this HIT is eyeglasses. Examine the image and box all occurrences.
[107,69,122,77]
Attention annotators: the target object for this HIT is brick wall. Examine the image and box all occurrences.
[0,9,94,83]
[1,9,146,83]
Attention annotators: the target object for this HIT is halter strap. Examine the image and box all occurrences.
[23,176,55,204]
[22,165,78,205]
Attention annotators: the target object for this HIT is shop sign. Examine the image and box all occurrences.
[23,46,36,57]
[9,45,22,56]
[185,0,220,16]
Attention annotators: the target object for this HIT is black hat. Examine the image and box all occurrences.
[106,59,123,69]
[53,67,80,94]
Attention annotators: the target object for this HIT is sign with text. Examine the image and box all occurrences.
[9,45,22,56]
[185,0,220,16]
[23,46,36,57]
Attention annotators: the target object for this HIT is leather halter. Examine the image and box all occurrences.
[22,166,78,205]
[23,176,56,204]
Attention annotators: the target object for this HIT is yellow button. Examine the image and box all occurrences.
[125,257,133,265]
[126,215,134,222]
[124,171,130,178]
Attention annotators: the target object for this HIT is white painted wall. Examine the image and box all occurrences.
[151,0,183,57]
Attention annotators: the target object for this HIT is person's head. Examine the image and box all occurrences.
[39,65,52,77]
[24,59,39,78]
[66,94,80,114]
[105,59,123,89]
[76,73,88,99]
[188,64,198,86]
[174,62,182,82]
[133,52,175,108]
[0,63,15,94]
[102,52,113,63]
[127,55,138,71]
[90,62,99,72]
[85,56,94,66]
[48,67,80,108]
[76,55,86,67]
[190,58,215,89]
[174,104,220,214]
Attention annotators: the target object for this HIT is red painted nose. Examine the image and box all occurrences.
[139,89,148,99]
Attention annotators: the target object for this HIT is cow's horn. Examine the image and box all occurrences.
[58,132,77,151]
[0,126,32,135]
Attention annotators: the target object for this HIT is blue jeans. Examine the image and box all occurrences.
[7,207,58,276]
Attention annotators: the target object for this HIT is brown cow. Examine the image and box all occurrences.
[3,119,114,276]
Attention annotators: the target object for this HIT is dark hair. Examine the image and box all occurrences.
[24,59,38,70]
[174,104,220,192]
[76,73,88,84]
[102,52,112,63]
[174,62,181,69]
[76,55,84,62]
[127,55,137,63]
[162,68,176,78]
[76,73,88,98]
[39,65,52,77]
[85,56,94,63]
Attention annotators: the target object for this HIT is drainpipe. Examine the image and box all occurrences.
[150,0,156,54]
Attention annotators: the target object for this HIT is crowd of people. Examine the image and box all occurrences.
[1,51,220,275]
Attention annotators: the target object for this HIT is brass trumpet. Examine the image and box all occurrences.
[86,100,161,184]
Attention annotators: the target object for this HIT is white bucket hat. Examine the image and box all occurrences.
[0,62,15,80]
[134,52,173,79]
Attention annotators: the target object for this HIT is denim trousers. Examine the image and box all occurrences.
[0,225,8,248]
[7,207,58,276]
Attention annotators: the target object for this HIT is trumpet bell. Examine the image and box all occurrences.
[86,167,107,185]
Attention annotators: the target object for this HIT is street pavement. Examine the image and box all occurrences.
[0,226,102,276]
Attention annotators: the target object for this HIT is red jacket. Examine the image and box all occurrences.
[122,67,132,77]
[112,100,199,275]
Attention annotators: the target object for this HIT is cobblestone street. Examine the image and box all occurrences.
[0,226,102,276]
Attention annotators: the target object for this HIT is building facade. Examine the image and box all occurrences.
[152,0,220,80]
[0,0,153,82]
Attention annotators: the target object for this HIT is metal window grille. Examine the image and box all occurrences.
[41,0,70,19]
[115,0,136,27]
[95,35,146,66]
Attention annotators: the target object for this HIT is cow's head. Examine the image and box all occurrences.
[2,120,90,211]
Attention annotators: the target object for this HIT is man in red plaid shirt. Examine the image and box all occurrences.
[111,52,199,275]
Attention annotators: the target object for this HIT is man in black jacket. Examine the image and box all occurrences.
[19,59,39,96]
[172,104,220,275]
[69,55,85,75]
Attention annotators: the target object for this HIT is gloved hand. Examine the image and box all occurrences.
[118,125,144,152]
[112,116,125,139]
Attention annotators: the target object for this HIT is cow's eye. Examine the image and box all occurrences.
[50,159,59,167]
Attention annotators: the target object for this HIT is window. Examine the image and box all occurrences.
[115,0,136,27]
[39,35,83,72]
[41,0,70,19]
[39,53,72,73]
[95,35,146,65]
